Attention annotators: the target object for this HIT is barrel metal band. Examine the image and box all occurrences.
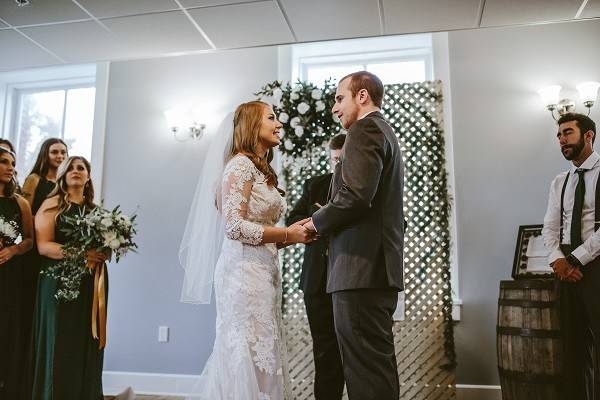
[498,367,561,385]
[497,326,561,338]
[498,299,557,308]
[500,280,556,290]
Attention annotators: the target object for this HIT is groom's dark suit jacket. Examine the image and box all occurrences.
[312,111,404,293]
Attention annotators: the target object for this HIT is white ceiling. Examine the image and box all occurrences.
[0,0,598,72]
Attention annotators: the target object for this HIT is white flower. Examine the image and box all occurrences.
[290,92,299,101]
[101,217,113,228]
[109,239,121,250]
[102,231,117,245]
[272,88,283,101]
[311,89,323,100]
[284,139,294,150]
[333,114,340,123]
[292,84,302,92]
[317,126,324,135]
[294,125,304,137]
[290,117,301,128]
[297,102,310,115]
[278,112,289,123]
[316,100,325,111]
[279,127,285,138]
[119,236,127,244]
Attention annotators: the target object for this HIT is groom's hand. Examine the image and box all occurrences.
[303,218,317,233]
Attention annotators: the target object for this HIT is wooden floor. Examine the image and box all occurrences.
[104,396,183,400]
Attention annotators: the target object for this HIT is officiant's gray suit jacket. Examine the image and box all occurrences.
[312,111,404,294]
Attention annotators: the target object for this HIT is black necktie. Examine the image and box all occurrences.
[571,168,587,247]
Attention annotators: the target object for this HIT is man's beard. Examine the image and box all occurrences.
[562,135,586,161]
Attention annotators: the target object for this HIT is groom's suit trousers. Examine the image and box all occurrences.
[332,288,399,400]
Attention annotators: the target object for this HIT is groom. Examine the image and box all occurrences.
[304,71,404,400]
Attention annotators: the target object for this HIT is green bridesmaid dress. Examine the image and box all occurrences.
[0,196,24,399]
[32,203,108,400]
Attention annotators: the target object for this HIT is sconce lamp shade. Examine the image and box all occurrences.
[577,81,600,106]
[538,85,562,109]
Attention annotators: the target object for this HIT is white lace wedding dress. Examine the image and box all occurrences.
[187,154,292,400]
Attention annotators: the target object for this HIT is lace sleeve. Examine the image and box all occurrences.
[222,156,264,245]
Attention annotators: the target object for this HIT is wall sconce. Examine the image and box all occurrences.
[539,81,600,120]
[164,108,206,142]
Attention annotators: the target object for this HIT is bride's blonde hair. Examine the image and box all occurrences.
[230,101,279,188]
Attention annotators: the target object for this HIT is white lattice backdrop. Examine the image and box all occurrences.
[281,80,456,400]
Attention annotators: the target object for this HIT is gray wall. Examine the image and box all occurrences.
[448,20,600,384]
[101,46,279,374]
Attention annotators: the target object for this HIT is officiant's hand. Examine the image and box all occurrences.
[552,258,583,282]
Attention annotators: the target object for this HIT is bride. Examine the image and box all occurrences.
[180,101,315,399]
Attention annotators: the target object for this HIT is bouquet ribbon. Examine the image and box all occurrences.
[88,260,107,349]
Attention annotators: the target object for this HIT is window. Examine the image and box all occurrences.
[292,34,433,86]
[14,85,96,177]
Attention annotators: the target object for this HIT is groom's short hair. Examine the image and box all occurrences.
[340,71,384,108]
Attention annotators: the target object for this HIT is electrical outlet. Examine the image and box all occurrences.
[158,326,169,343]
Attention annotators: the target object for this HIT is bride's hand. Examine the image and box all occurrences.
[286,224,317,244]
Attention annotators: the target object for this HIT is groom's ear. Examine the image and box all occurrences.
[357,88,371,105]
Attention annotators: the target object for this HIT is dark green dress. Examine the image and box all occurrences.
[32,204,107,400]
[31,176,56,216]
[0,196,24,399]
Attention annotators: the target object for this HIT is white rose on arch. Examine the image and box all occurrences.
[279,127,285,138]
[284,139,294,150]
[290,92,300,101]
[315,100,325,112]
[278,112,289,123]
[297,102,310,115]
[294,125,304,137]
[290,117,301,128]
[311,89,323,100]
[272,88,283,102]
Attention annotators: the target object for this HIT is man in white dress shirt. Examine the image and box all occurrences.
[542,113,600,400]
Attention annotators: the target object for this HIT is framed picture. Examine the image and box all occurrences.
[512,224,554,279]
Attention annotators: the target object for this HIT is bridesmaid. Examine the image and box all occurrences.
[0,147,34,398]
[32,156,107,400]
[22,138,68,215]
[0,139,22,193]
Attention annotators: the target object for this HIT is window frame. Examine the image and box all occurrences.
[0,63,108,198]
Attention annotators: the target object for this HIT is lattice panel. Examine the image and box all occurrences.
[282,81,455,400]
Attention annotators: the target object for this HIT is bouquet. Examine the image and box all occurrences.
[0,215,20,248]
[42,205,138,302]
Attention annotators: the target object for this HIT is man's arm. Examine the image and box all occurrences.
[312,118,384,236]
[542,174,567,265]
[286,179,311,226]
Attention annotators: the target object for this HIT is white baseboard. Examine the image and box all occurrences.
[104,371,502,399]
[456,384,502,400]
[103,371,199,397]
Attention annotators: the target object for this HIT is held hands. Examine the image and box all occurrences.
[552,258,583,282]
[286,218,318,244]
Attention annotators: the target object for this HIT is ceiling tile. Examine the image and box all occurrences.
[383,0,480,34]
[188,1,294,48]
[180,0,263,7]
[481,0,582,26]
[278,0,381,42]
[580,0,600,18]
[77,0,179,19]
[20,21,129,63]
[0,30,61,71]
[102,11,211,57]
[0,0,89,26]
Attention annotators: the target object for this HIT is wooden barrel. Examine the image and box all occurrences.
[497,280,562,400]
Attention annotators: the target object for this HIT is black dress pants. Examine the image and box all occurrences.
[332,288,399,400]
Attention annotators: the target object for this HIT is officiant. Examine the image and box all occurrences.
[542,113,600,400]
[286,133,346,400]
